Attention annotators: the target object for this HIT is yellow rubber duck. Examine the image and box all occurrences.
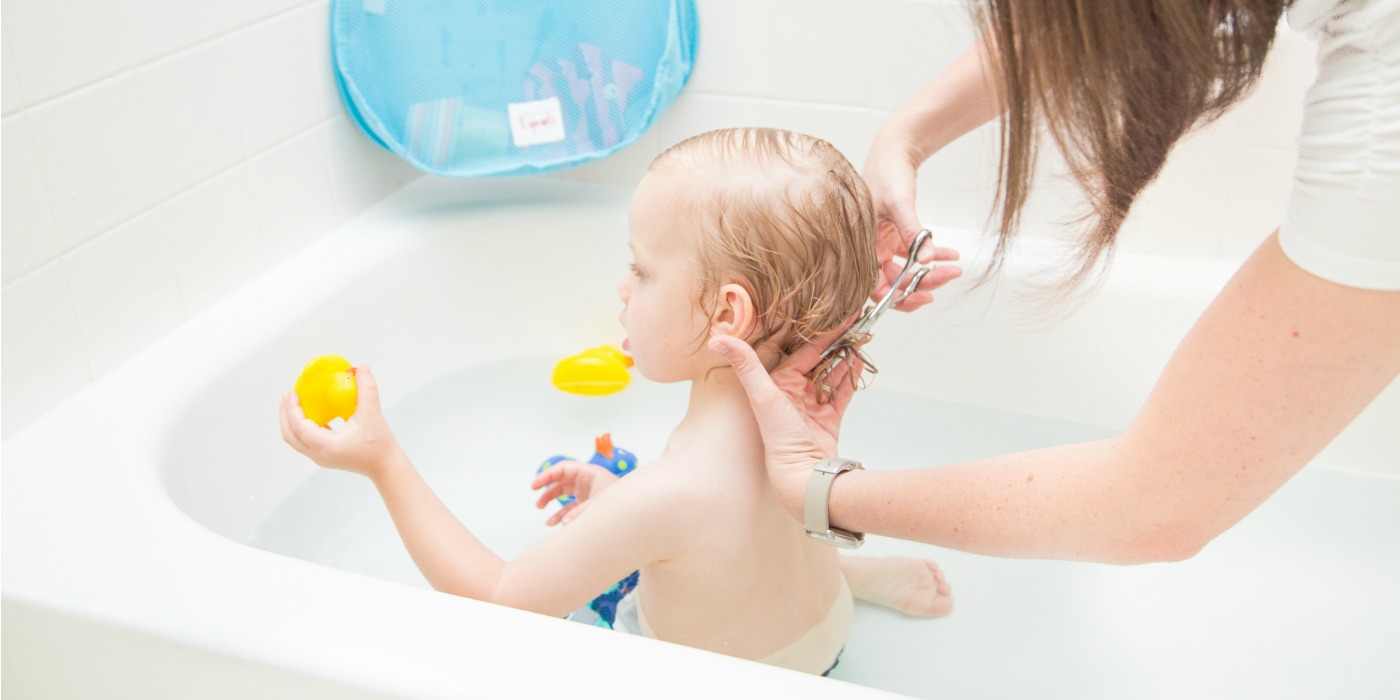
[552,346,633,396]
[294,355,358,426]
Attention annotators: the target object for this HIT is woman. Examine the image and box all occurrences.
[709,0,1400,564]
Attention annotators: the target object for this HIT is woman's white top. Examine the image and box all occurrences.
[1280,0,1400,290]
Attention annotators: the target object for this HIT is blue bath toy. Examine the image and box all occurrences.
[537,433,639,506]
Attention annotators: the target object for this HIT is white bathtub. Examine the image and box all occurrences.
[4,176,1397,699]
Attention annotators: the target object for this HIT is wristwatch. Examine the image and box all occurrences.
[804,457,865,549]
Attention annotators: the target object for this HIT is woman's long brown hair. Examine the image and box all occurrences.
[975,0,1290,290]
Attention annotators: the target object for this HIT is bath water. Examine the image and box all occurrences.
[253,356,1399,697]
[253,356,1110,694]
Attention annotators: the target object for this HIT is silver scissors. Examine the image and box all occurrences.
[814,229,936,377]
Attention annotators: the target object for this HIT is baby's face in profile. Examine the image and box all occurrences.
[618,171,712,383]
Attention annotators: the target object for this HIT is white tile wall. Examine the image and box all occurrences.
[1,262,91,431]
[1,25,25,115]
[27,75,164,252]
[1,115,61,281]
[133,40,250,202]
[870,0,977,111]
[1,0,417,438]
[62,210,187,378]
[766,0,872,106]
[245,124,341,262]
[0,0,1321,438]
[3,0,138,104]
[163,165,268,316]
[227,13,321,153]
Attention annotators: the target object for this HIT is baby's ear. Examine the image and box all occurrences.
[710,283,758,340]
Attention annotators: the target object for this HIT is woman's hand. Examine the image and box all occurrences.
[708,330,859,522]
[279,365,404,480]
[864,122,963,312]
[531,462,621,526]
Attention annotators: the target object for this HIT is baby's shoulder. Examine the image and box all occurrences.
[637,450,757,505]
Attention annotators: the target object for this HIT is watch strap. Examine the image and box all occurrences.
[803,457,865,548]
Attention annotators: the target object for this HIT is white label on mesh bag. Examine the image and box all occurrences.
[507,97,566,148]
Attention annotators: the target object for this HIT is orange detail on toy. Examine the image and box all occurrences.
[595,433,615,459]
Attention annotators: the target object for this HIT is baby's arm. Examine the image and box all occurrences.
[280,367,693,615]
[280,367,504,595]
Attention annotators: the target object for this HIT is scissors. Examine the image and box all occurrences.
[813,228,936,381]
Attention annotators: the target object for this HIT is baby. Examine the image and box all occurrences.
[279,127,952,675]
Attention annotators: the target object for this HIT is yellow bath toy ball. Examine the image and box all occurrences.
[552,345,633,396]
[293,355,358,427]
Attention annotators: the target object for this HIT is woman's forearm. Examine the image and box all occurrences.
[370,450,505,599]
[826,439,1200,564]
[826,234,1400,564]
[880,34,1004,163]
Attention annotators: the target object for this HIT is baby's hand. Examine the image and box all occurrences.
[279,365,403,480]
[531,462,620,526]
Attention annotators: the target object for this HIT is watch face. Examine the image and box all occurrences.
[807,528,865,549]
[832,531,864,549]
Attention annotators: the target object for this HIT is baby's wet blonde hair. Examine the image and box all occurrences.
[649,127,879,396]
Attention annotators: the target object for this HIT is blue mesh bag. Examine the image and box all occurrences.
[332,0,698,177]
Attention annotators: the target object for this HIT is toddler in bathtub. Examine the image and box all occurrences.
[278,127,952,676]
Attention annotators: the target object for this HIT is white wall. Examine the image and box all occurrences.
[1,0,1319,439]
[1,0,420,437]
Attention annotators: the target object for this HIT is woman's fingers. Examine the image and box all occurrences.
[829,356,864,416]
[923,244,961,263]
[782,323,853,377]
[709,335,793,426]
[913,262,963,292]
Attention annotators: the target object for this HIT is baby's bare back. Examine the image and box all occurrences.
[630,447,849,662]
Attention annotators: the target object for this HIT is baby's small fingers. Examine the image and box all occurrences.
[280,394,312,454]
[534,483,571,509]
[285,397,336,453]
[561,501,591,525]
[530,468,562,490]
[540,504,574,526]
[354,365,381,409]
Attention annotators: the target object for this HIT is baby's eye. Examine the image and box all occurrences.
[629,263,644,279]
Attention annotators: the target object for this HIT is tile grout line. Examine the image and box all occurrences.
[4,112,348,291]
[9,2,321,115]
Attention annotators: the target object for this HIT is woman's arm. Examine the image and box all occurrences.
[719,232,1400,564]
[871,35,1003,176]
[864,36,1001,309]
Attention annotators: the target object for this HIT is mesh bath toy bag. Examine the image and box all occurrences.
[332,0,698,177]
